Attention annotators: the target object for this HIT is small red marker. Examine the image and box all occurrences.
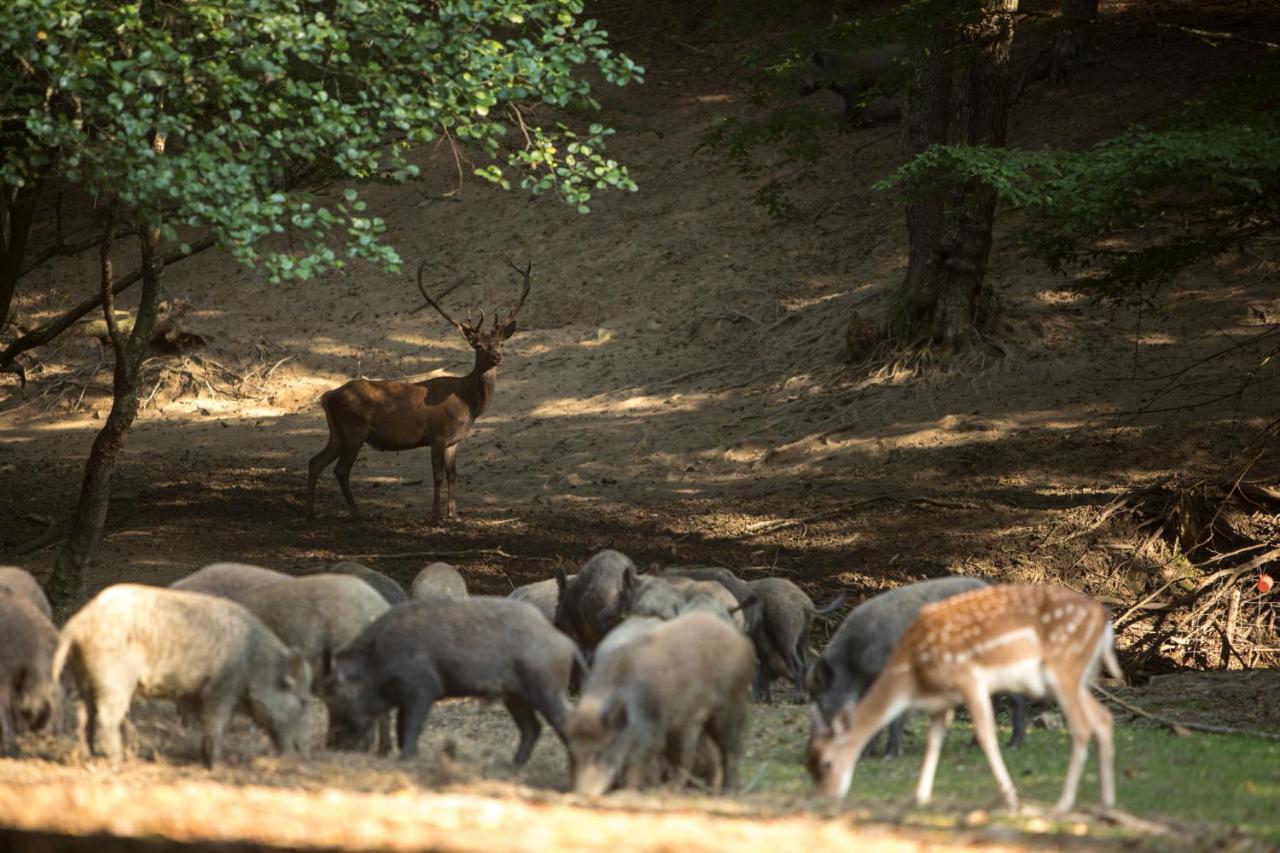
[1259,574,1274,594]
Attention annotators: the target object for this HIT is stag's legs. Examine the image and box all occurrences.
[444,443,459,520]
[333,440,365,520]
[429,443,445,525]
[306,439,341,518]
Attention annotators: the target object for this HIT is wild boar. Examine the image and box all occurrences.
[0,566,53,621]
[621,575,684,621]
[242,574,392,752]
[666,577,749,630]
[0,596,61,754]
[324,597,580,767]
[52,584,311,767]
[747,577,845,703]
[798,44,907,124]
[326,561,409,605]
[568,611,754,796]
[555,550,638,653]
[808,576,1025,756]
[410,562,468,602]
[241,575,389,683]
[509,575,574,623]
[170,562,291,605]
[663,566,771,699]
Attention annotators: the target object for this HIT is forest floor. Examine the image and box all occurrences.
[2,0,1280,849]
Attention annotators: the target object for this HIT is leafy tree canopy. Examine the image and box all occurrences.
[1,0,642,280]
[883,72,1280,300]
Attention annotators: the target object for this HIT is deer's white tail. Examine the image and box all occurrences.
[1100,623,1125,684]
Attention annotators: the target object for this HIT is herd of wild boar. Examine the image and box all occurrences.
[0,553,1121,811]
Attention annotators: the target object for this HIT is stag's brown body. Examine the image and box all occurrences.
[306,261,529,525]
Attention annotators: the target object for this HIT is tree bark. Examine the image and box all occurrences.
[1051,0,1098,81]
[887,0,1018,351]
[46,221,164,609]
[0,179,44,382]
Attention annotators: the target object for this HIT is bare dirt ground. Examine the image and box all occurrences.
[1,0,1279,849]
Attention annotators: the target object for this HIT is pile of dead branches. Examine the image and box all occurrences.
[1103,476,1280,672]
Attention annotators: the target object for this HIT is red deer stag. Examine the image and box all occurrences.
[306,259,531,524]
[808,584,1121,813]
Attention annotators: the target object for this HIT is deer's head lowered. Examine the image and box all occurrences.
[417,259,532,370]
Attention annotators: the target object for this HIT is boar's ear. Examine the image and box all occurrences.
[806,658,833,695]
[282,652,310,690]
[601,697,629,732]
[555,567,568,594]
[809,704,830,739]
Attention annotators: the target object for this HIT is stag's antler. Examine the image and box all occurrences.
[416,260,469,334]
[500,259,533,329]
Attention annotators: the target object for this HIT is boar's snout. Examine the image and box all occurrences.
[573,762,617,797]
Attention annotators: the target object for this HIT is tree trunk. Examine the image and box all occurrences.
[0,180,43,365]
[1051,0,1098,81]
[887,0,1018,351]
[46,222,163,609]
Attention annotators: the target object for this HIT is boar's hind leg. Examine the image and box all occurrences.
[198,694,236,768]
[0,696,17,756]
[90,683,133,764]
[504,696,543,767]
[706,702,747,792]
[375,711,395,755]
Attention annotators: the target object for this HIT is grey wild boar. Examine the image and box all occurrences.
[325,597,580,766]
[798,44,907,124]
[326,561,409,605]
[509,575,574,623]
[555,550,638,653]
[0,566,53,620]
[666,576,750,630]
[589,615,724,790]
[410,562,468,602]
[52,584,312,767]
[242,574,391,751]
[0,595,61,754]
[241,574,389,682]
[808,576,1026,756]
[620,575,684,621]
[747,577,845,703]
[170,562,290,605]
[568,611,754,796]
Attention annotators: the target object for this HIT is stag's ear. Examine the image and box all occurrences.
[499,319,517,340]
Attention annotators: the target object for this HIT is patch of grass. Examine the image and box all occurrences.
[740,704,1280,845]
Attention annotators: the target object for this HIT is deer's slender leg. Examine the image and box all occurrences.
[443,443,459,520]
[1050,665,1096,814]
[307,438,341,518]
[914,709,952,805]
[1082,690,1115,808]
[963,680,1018,811]
[333,438,365,520]
[429,443,446,526]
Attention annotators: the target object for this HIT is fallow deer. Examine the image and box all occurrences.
[305,259,531,524]
[807,584,1121,813]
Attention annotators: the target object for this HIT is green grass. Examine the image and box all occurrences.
[739,705,1280,846]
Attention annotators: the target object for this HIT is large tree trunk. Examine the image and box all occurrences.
[46,221,163,609]
[0,180,43,368]
[887,0,1018,351]
[1051,0,1098,81]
